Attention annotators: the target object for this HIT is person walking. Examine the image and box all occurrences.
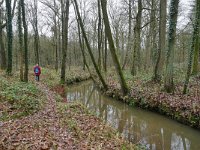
[34,64,41,81]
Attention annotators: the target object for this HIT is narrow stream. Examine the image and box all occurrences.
[66,81,200,150]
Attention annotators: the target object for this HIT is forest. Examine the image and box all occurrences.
[0,0,200,149]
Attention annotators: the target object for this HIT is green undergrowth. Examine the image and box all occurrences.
[65,68,91,84]
[42,68,60,87]
[42,67,91,87]
[0,72,45,121]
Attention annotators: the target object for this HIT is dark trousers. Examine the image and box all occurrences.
[35,75,40,81]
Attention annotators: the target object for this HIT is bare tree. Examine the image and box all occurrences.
[0,4,6,70]
[5,0,13,75]
[122,0,133,70]
[153,0,167,82]
[131,0,142,76]
[0,0,18,70]
[21,0,29,82]
[29,0,40,64]
[60,0,70,83]
[101,0,129,95]
[97,0,103,71]
[73,0,108,89]
[18,0,24,81]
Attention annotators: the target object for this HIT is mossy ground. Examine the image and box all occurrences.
[0,70,45,121]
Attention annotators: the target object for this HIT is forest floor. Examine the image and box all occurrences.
[0,69,136,150]
[100,68,200,129]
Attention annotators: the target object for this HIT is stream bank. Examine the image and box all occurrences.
[66,80,200,150]
[95,70,200,130]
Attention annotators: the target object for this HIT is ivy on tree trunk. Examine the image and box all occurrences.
[6,0,13,75]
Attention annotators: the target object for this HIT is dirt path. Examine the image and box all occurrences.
[0,82,132,150]
[0,82,77,149]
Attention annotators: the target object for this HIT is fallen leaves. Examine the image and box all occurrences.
[100,70,200,129]
[0,78,135,149]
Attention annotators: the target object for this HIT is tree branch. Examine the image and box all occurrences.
[0,0,4,6]
[0,0,17,29]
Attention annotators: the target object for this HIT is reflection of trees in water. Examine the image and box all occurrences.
[66,82,197,150]
[85,85,95,106]
[171,133,191,150]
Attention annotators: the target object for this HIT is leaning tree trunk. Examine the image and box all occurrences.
[183,0,200,94]
[5,0,13,75]
[21,0,29,82]
[18,0,24,81]
[153,0,167,82]
[101,0,129,95]
[164,0,179,93]
[76,13,88,71]
[73,0,108,90]
[76,19,95,81]
[60,0,70,83]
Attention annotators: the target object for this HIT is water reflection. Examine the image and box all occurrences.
[66,81,200,150]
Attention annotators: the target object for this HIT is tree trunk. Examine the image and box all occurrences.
[60,0,70,83]
[115,25,120,60]
[104,33,107,72]
[6,0,13,75]
[76,20,95,80]
[77,17,87,70]
[150,0,157,66]
[122,0,132,70]
[164,0,179,93]
[98,0,102,71]
[73,0,108,89]
[153,0,167,82]
[145,27,151,71]
[0,29,6,70]
[18,0,24,81]
[131,0,142,76]
[58,19,62,67]
[101,0,128,95]
[183,0,200,94]
[33,0,40,65]
[0,7,6,70]
[54,0,58,72]
[21,0,29,82]
[192,0,200,75]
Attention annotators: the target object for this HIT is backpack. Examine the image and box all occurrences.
[35,67,39,74]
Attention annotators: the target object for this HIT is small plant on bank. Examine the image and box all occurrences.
[0,75,44,121]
